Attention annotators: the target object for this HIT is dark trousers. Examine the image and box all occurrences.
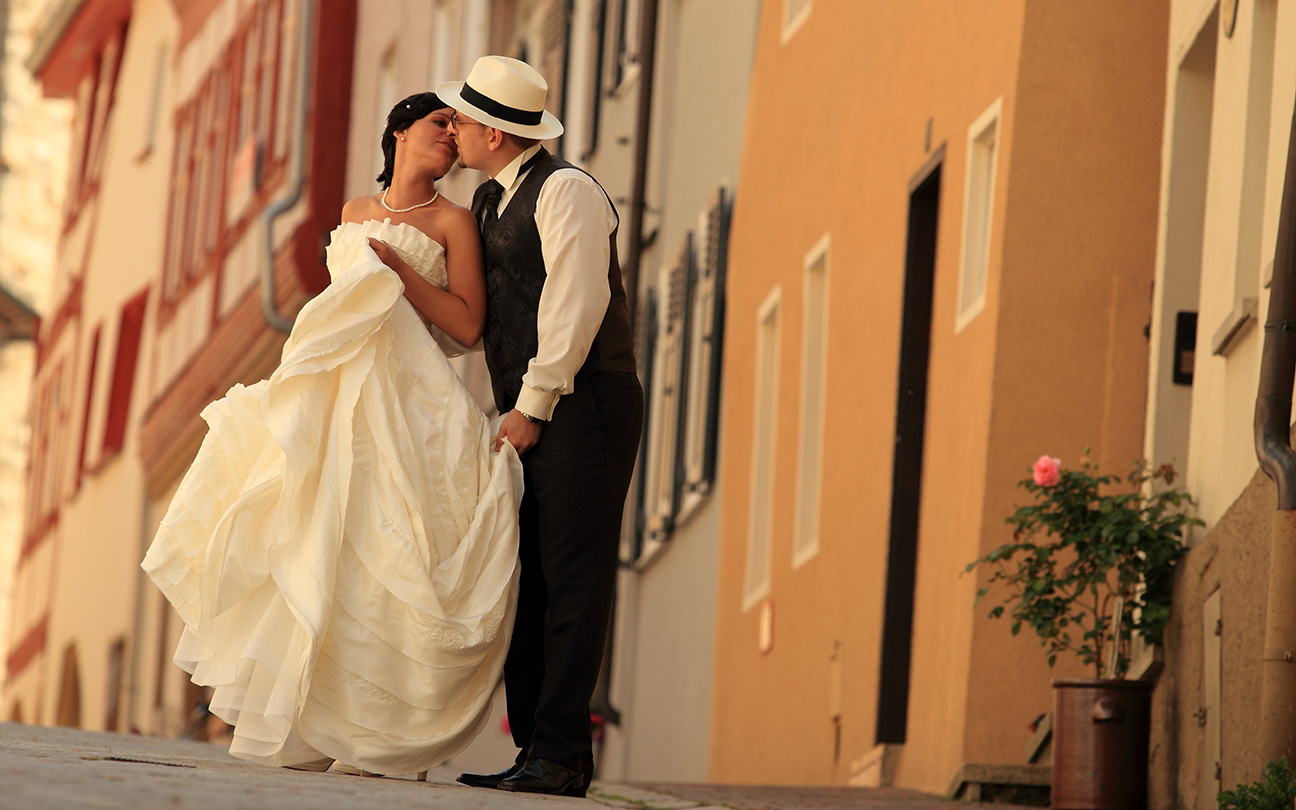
[503,371,643,776]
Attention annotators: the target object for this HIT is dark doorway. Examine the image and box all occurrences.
[876,152,943,744]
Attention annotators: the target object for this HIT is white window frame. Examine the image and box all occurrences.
[794,234,829,569]
[137,45,168,160]
[955,96,1002,333]
[744,286,782,612]
[782,0,812,44]
[374,46,398,188]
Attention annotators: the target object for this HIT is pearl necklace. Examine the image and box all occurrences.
[381,187,440,213]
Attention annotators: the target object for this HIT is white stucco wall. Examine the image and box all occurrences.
[1148,0,1296,534]
[595,0,759,783]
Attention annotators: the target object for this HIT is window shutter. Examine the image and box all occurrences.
[647,236,693,541]
[75,325,102,488]
[539,0,569,138]
[101,288,150,456]
[631,287,658,559]
[685,186,730,493]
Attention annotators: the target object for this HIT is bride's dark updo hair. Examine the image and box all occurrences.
[376,92,450,189]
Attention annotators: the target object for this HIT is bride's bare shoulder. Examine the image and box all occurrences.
[341,195,382,224]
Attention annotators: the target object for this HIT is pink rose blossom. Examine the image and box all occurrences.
[1032,455,1062,487]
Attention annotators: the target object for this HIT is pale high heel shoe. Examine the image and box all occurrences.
[331,762,428,780]
[284,757,335,772]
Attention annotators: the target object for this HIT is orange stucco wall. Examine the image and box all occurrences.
[964,0,1169,769]
[711,0,1167,792]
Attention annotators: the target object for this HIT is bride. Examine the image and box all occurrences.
[142,93,523,776]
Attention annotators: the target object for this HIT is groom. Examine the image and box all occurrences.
[438,56,643,798]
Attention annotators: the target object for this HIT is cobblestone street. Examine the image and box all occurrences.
[0,722,1040,810]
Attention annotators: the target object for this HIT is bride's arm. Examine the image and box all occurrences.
[368,207,486,346]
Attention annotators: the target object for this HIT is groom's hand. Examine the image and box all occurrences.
[496,409,542,455]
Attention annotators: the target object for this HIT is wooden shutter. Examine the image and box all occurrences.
[75,325,101,488]
[631,287,657,560]
[684,186,729,494]
[101,288,150,456]
[647,236,693,541]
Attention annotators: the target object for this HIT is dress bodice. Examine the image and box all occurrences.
[327,218,448,290]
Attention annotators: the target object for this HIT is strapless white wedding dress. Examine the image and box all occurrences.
[142,219,522,774]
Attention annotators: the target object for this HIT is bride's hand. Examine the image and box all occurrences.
[367,238,408,273]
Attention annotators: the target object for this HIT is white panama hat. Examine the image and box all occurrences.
[437,55,564,140]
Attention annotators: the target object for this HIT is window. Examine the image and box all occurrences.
[1232,0,1276,302]
[24,359,72,556]
[644,238,694,542]
[137,45,168,160]
[74,326,102,489]
[794,234,829,568]
[745,288,781,611]
[782,0,812,43]
[534,0,570,124]
[956,97,1001,332]
[65,22,127,219]
[609,0,642,90]
[160,0,284,319]
[630,286,658,560]
[633,188,733,556]
[375,46,398,185]
[429,2,456,90]
[83,32,124,188]
[568,0,607,161]
[680,189,730,508]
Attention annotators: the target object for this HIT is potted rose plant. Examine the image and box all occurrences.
[966,452,1202,810]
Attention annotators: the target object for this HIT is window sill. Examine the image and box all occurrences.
[1210,296,1257,357]
[609,62,641,100]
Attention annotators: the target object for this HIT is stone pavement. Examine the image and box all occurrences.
[0,722,1031,809]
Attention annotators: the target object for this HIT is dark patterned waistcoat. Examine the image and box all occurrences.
[473,149,637,414]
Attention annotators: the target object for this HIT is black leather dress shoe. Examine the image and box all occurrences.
[456,760,524,789]
[498,757,587,798]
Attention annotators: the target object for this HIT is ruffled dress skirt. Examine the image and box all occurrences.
[143,220,522,774]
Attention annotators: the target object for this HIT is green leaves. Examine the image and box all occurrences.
[1217,757,1296,810]
[967,454,1204,678]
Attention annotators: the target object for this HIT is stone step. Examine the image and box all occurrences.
[944,763,1051,805]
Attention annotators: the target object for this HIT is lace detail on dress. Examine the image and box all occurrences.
[315,654,405,705]
[415,602,506,651]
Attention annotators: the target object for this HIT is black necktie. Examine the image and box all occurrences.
[479,180,503,232]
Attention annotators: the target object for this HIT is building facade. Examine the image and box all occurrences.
[25,1,1296,804]
[1144,1,1296,807]
[6,0,358,733]
[568,0,759,784]
[0,0,70,721]
[3,0,750,783]
[711,0,1168,794]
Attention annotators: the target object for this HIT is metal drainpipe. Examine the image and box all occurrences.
[126,491,151,733]
[1255,104,1296,768]
[259,0,316,334]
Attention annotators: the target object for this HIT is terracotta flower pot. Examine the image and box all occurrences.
[1051,678,1153,810]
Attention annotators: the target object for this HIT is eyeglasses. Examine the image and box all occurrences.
[449,115,486,129]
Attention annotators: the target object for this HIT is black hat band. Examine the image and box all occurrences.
[461,83,544,127]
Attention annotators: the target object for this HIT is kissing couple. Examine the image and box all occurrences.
[143,54,643,799]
